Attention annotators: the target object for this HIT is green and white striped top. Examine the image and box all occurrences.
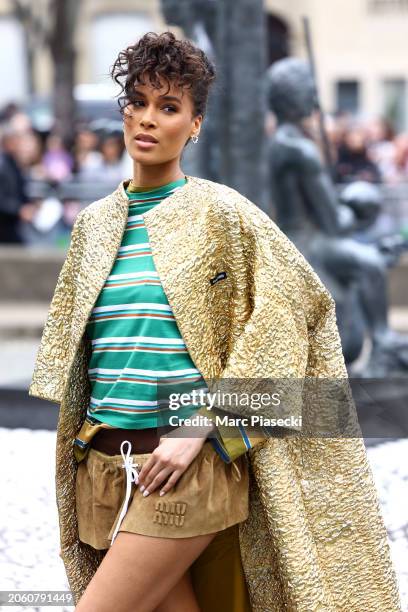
[84,176,209,429]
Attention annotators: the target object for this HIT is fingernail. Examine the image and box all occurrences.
[159,490,166,496]
[139,485,145,493]
[143,489,150,497]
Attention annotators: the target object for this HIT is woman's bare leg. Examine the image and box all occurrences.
[75,530,217,612]
[152,569,198,612]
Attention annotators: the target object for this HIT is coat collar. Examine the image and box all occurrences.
[82,174,207,303]
[116,174,202,216]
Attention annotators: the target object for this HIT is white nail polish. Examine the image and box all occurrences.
[159,490,165,497]
[139,485,145,493]
[143,489,149,497]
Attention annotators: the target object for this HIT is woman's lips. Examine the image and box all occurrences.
[134,138,158,149]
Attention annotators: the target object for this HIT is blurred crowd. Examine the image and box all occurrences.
[2,100,408,246]
[264,110,408,187]
[325,112,408,186]
[0,102,132,246]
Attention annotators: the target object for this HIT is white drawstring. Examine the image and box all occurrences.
[232,461,241,481]
[110,440,140,546]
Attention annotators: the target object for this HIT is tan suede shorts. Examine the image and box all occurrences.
[75,440,249,550]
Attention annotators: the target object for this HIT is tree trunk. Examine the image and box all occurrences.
[216,0,267,207]
[161,0,267,209]
[49,0,80,147]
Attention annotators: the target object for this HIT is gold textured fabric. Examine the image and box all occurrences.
[29,176,402,610]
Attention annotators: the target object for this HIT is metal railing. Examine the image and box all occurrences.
[26,178,122,208]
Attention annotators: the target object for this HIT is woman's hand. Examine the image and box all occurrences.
[136,421,216,497]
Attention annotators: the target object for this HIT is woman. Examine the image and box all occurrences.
[29,32,401,612]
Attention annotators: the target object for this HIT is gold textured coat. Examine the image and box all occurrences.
[29,176,401,611]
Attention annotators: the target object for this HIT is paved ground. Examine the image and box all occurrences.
[0,428,72,611]
[0,339,40,389]
[0,428,407,611]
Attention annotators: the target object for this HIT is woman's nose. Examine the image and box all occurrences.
[140,106,157,125]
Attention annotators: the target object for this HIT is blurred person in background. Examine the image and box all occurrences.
[370,131,408,185]
[72,125,103,175]
[367,116,395,155]
[390,133,408,183]
[335,120,382,184]
[0,101,22,123]
[42,131,74,182]
[324,111,351,165]
[366,116,397,183]
[77,131,124,182]
[0,123,32,243]
[22,129,46,180]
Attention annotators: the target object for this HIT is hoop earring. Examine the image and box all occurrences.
[191,134,199,144]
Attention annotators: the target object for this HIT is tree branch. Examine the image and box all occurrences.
[12,0,50,48]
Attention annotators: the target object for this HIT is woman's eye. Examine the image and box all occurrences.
[131,101,176,112]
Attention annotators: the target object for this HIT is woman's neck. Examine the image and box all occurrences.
[128,175,187,193]
[131,166,186,190]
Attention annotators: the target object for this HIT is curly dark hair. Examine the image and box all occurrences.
[110,31,216,121]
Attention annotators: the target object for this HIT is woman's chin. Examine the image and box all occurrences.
[128,152,161,164]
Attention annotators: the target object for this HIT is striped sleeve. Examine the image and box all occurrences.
[195,406,269,463]
[72,414,117,463]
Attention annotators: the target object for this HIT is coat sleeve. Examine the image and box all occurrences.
[197,194,355,462]
[28,210,86,404]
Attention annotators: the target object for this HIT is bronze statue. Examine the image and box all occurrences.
[265,57,408,376]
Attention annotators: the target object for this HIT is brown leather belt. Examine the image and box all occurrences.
[90,424,180,456]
